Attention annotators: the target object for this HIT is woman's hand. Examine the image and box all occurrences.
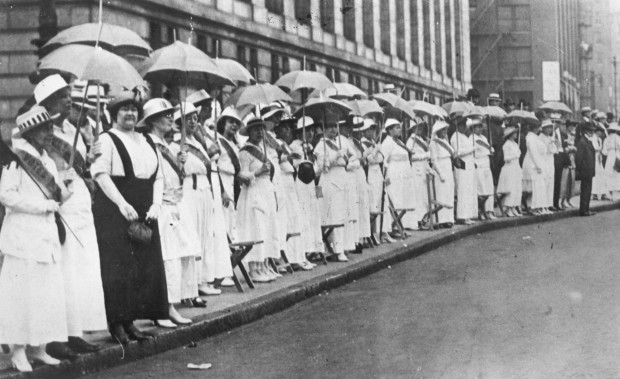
[87,141,102,163]
[63,168,78,185]
[222,191,234,208]
[146,203,161,221]
[257,161,272,176]
[46,200,60,213]
[119,200,139,221]
[177,151,188,164]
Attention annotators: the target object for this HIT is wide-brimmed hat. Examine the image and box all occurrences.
[581,106,592,113]
[354,118,376,132]
[384,118,401,130]
[276,116,298,130]
[503,126,517,139]
[487,93,501,101]
[138,98,174,127]
[173,102,198,123]
[187,89,212,107]
[216,107,244,130]
[432,120,449,135]
[541,119,554,129]
[239,116,267,136]
[34,74,70,104]
[13,105,58,138]
[71,80,107,110]
[296,116,315,130]
[261,106,286,121]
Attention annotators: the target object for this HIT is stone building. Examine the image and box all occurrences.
[1,0,472,124]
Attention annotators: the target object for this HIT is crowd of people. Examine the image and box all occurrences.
[0,74,617,373]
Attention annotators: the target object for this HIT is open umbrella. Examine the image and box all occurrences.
[410,100,447,118]
[275,70,333,93]
[345,99,383,117]
[38,44,145,89]
[214,58,255,85]
[225,83,292,108]
[441,100,475,118]
[309,82,367,100]
[372,92,416,120]
[482,105,508,120]
[145,40,234,89]
[41,22,152,58]
[292,95,351,121]
[538,101,573,114]
[506,109,539,123]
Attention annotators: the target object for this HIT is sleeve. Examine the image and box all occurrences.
[0,162,55,214]
[314,141,328,173]
[527,136,543,170]
[238,150,255,182]
[90,134,114,178]
[152,150,164,206]
[345,141,360,170]
[379,138,393,168]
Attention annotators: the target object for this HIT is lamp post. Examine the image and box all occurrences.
[613,56,618,121]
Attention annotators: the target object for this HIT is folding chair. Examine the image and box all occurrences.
[229,240,263,292]
[320,223,345,264]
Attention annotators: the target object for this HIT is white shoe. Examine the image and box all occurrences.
[198,285,222,296]
[336,253,349,262]
[30,346,60,366]
[11,347,32,372]
[220,277,235,287]
[154,319,177,328]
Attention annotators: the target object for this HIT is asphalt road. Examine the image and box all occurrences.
[88,210,620,379]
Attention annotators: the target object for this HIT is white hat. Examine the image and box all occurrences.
[187,89,212,107]
[608,122,620,132]
[173,102,198,123]
[71,80,108,109]
[354,118,375,132]
[296,116,314,130]
[541,119,554,128]
[432,120,449,135]
[138,98,175,126]
[14,105,58,137]
[384,118,401,129]
[239,116,267,136]
[34,74,70,104]
[216,107,244,129]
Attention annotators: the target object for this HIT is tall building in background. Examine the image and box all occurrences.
[470,0,581,111]
[0,0,472,124]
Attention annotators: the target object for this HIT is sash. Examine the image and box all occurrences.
[186,143,211,170]
[393,137,411,153]
[323,138,340,152]
[279,140,297,170]
[47,134,87,177]
[219,137,241,175]
[475,138,491,151]
[156,143,184,184]
[351,137,364,155]
[241,144,274,180]
[412,136,429,152]
[362,140,374,149]
[265,132,282,154]
[14,149,63,202]
[433,138,455,157]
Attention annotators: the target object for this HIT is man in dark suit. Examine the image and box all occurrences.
[575,121,597,216]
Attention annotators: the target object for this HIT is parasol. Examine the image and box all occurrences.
[214,58,256,85]
[309,82,367,100]
[538,101,573,115]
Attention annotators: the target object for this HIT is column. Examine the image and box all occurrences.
[355,0,365,56]
[334,0,345,49]
[461,0,471,86]
[417,0,425,76]
[372,0,382,64]
[283,0,298,35]
[310,0,323,43]
[429,0,436,74]
[389,0,398,68]
[252,0,267,24]
[404,0,413,73]
[450,0,457,82]
[439,0,447,82]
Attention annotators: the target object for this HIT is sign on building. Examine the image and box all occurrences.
[542,61,561,101]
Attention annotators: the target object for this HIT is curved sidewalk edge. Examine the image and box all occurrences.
[5,201,620,378]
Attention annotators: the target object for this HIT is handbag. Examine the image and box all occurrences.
[128,220,153,245]
[452,157,466,170]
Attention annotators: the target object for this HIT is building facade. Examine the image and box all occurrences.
[0,0,472,124]
[470,0,582,111]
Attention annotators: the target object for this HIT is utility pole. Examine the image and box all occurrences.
[614,56,618,120]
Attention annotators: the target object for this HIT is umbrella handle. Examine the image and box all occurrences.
[69,81,90,167]
[94,83,101,143]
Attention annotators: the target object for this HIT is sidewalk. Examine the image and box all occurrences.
[1,199,619,378]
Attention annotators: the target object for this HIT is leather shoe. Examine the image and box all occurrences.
[68,336,101,353]
[45,341,80,360]
[108,323,130,345]
[124,323,154,341]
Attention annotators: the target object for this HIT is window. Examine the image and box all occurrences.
[423,0,431,68]
[445,0,452,77]
[498,5,530,32]
[282,56,290,75]
[362,0,374,48]
[237,45,247,67]
[166,26,176,44]
[249,48,258,79]
[434,0,442,74]
[308,61,317,71]
[271,53,281,82]
[266,0,284,15]
[321,0,335,33]
[410,0,419,65]
[380,1,390,54]
[396,0,405,60]
[499,47,532,77]
[149,22,163,49]
[343,0,356,41]
[295,0,312,25]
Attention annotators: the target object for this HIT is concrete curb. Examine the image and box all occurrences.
[5,201,620,378]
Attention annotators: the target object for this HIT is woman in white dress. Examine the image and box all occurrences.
[236,117,280,281]
[539,120,557,214]
[451,117,477,224]
[141,98,196,328]
[314,118,349,262]
[602,122,620,200]
[360,119,386,239]
[0,107,69,372]
[406,122,432,228]
[591,127,608,200]
[380,119,416,234]
[522,123,547,215]
[472,121,496,220]
[290,117,323,263]
[496,127,522,217]
[36,74,106,357]
[341,119,365,251]
[559,122,578,209]
[429,120,455,227]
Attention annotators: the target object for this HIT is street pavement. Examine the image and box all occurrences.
[87,209,620,379]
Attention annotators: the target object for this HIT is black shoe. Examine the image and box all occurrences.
[68,336,101,353]
[124,323,154,341]
[1,344,9,354]
[191,297,207,308]
[46,341,80,360]
[548,206,559,212]
[108,323,130,345]
[438,222,453,229]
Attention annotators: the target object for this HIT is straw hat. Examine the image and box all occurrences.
[173,102,198,123]
[187,89,212,107]
[216,107,244,130]
[384,118,401,130]
[239,116,267,136]
[503,126,517,139]
[138,98,174,126]
[487,93,501,101]
[34,74,70,104]
[296,116,315,130]
[354,118,376,132]
[432,120,449,135]
[13,105,58,138]
[541,119,554,129]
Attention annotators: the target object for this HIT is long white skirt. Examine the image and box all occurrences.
[210,171,234,277]
[385,160,416,228]
[61,180,107,332]
[433,158,455,224]
[164,257,197,303]
[343,169,359,250]
[454,159,478,220]
[237,176,280,263]
[524,173,547,209]
[367,164,384,213]
[404,161,429,229]
[295,180,323,253]
[604,151,620,192]
[220,172,239,241]
[0,255,68,345]
[320,166,347,254]
[497,161,523,207]
[279,172,305,263]
[354,168,371,238]
[592,154,607,196]
[476,161,495,212]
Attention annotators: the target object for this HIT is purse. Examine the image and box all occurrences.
[452,157,466,170]
[128,220,153,245]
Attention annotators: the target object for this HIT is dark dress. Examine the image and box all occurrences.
[93,132,168,324]
[575,136,596,215]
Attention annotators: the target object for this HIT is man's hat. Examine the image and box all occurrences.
[138,98,175,127]
[34,74,70,104]
[13,105,58,137]
[487,93,501,101]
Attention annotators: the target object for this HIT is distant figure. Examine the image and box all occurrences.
[575,122,598,216]
[466,88,481,106]
[487,93,502,107]
[503,98,516,113]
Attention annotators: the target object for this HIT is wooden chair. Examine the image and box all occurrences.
[320,223,345,264]
[270,232,300,274]
[389,207,415,239]
[229,240,263,292]
[495,192,509,216]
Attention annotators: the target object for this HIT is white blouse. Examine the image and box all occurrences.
[149,134,183,205]
[91,128,160,179]
[361,137,383,165]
